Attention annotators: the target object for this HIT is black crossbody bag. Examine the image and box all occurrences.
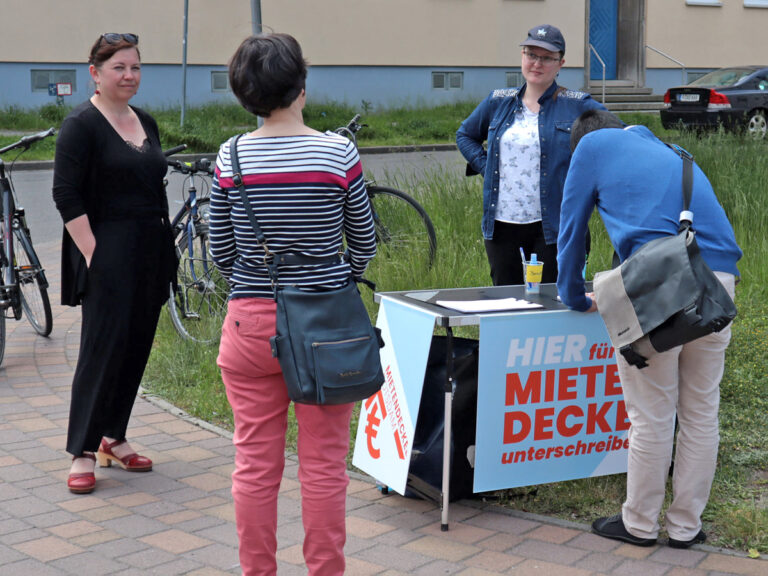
[228,134,384,404]
[593,145,737,369]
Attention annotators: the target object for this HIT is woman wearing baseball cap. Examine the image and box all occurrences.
[457,24,605,286]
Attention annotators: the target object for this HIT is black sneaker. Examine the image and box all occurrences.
[592,514,657,547]
[668,530,706,549]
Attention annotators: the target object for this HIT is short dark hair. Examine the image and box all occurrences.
[228,33,308,118]
[88,35,141,67]
[570,109,625,152]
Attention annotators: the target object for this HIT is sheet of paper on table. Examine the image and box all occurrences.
[434,297,543,313]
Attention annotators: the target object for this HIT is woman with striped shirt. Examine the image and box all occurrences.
[209,34,376,576]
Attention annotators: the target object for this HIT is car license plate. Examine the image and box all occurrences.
[678,94,700,102]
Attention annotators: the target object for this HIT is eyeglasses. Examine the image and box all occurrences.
[101,33,139,45]
[523,51,561,65]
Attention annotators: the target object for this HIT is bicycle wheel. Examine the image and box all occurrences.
[367,186,437,270]
[13,227,52,336]
[168,199,229,343]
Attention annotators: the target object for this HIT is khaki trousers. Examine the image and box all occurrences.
[617,272,735,541]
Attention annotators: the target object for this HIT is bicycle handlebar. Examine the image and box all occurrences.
[0,128,56,156]
[346,114,362,132]
[167,156,215,176]
[164,144,188,157]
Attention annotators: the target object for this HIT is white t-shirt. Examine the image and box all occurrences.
[496,104,541,224]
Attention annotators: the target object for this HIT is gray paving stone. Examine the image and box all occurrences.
[613,557,675,576]
[12,475,59,491]
[102,514,168,539]
[463,512,540,535]
[0,404,35,417]
[173,514,227,534]
[0,496,58,518]
[25,510,80,529]
[90,537,149,560]
[143,557,204,575]
[510,539,589,565]
[0,558,68,576]
[195,437,235,451]
[573,550,626,572]
[129,500,186,519]
[0,464,48,483]
[155,486,209,504]
[51,551,130,576]
[185,543,241,570]
[114,546,176,569]
[0,542,26,566]
[120,474,189,494]
[415,559,466,575]
[0,526,49,546]
[28,484,82,505]
[0,487,28,503]
[0,519,30,537]
[193,521,239,547]
[152,460,207,479]
[2,441,42,453]
[649,545,707,567]
[355,542,433,572]
[348,501,406,522]
[343,533,378,555]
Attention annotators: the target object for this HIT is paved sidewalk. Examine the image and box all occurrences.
[0,240,764,575]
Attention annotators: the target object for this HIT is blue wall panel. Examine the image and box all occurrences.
[0,63,590,111]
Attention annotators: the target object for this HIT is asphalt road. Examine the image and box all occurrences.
[11,149,467,245]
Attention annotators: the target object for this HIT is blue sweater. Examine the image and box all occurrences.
[557,125,742,312]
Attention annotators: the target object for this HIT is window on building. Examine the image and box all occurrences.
[30,69,77,93]
[685,0,722,6]
[506,71,524,88]
[432,71,463,90]
[211,71,230,92]
[744,0,768,7]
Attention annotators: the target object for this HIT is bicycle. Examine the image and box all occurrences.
[335,114,437,270]
[0,128,56,365]
[164,147,228,344]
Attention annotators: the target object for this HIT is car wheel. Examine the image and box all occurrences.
[746,110,767,140]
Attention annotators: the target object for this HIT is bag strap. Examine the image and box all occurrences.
[666,143,694,231]
[228,134,345,286]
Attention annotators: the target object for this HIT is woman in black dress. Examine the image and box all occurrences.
[53,33,175,494]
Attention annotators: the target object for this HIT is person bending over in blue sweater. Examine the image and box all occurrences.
[557,109,741,549]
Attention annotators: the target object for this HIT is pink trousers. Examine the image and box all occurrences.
[218,298,353,576]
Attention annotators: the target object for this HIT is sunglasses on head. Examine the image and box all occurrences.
[101,33,139,45]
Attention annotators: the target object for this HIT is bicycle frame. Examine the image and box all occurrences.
[167,160,215,318]
[0,163,20,317]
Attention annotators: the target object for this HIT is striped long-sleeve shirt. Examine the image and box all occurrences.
[209,132,377,300]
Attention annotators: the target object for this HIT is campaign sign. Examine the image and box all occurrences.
[474,310,629,492]
[352,296,438,494]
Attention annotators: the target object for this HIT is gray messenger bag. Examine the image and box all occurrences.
[593,145,737,369]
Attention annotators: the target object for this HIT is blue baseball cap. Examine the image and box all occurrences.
[520,24,566,54]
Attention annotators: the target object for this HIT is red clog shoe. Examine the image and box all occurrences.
[68,453,96,494]
[96,438,152,472]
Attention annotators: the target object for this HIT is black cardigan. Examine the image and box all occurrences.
[52,101,171,306]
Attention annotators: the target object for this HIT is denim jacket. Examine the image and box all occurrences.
[456,82,604,242]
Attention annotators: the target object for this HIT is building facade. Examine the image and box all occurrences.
[1,0,766,110]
